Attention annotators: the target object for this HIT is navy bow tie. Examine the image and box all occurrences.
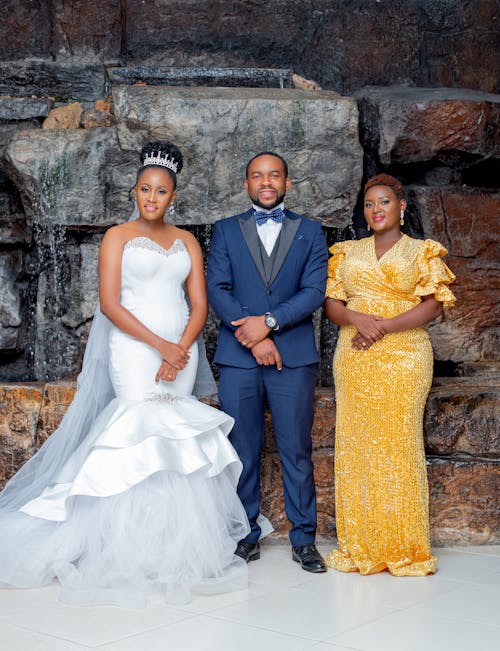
[254,208,285,226]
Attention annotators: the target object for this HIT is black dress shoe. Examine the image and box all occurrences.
[235,541,260,562]
[292,544,327,573]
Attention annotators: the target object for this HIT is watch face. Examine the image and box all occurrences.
[265,314,277,329]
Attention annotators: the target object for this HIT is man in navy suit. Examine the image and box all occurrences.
[207,152,327,572]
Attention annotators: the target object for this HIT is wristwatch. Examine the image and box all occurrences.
[264,312,279,331]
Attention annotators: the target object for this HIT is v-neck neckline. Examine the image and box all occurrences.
[372,234,405,263]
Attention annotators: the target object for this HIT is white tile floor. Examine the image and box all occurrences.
[1,541,499,651]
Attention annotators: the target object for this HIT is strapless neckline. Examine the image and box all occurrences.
[124,236,186,258]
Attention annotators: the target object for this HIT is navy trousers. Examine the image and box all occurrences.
[218,363,318,547]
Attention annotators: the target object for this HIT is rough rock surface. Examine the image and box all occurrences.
[407,186,499,363]
[0,62,106,103]
[356,86,500,168]
[107,66,294,88]
[0,0,52,60]
[0,97,53,121]
[1,383,497,545]
[113,85,363,227]
[428,459,500,545]
[425,377,500,457]
[31,237,100,380]
[80,108,116,128]
[0,190,28,245]
[51,0,121,63]
[3,128,130,227]
[0,384,43,488]
[0,2,497,94]
[0,250,25,350]
[36,381,78,447]
[42,102,83,129]
[120,1,498,94]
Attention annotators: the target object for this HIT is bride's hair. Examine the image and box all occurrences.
[137,141,184,188]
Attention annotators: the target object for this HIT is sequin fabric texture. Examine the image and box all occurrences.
[325,235,456,576]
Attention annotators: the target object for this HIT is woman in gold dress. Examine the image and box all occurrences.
[324,174,456,576]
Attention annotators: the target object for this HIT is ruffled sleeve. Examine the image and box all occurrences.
[326,241,352,301]
[414,239,456,309]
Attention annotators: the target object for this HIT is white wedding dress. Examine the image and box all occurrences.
[0,236,253,606]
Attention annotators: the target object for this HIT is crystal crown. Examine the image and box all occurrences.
[142,152,179,173]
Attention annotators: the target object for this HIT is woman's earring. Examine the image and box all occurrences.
[165,202,176,222]
[400,209,405,226]
[366,223,371,231]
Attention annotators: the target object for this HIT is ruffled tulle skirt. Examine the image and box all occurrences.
[0,395,251,606]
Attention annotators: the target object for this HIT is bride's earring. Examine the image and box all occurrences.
[400,209,405,226]
[366,223,371,231]
[165,202,176,223]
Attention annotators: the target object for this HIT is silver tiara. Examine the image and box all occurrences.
[142,151,178,173]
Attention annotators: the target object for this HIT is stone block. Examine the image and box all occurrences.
[32,240,95,381]
[0,0,51,60]
[442,191,500,260]
[407,185,500,363]
[52,0,121,63]
[61,240,102,329]
[410,185,500,260]
[421,0,499,93]
[3,127,130,227]
[310,389,336,450]
[0,97,53,121]
[37,381,77,447]
[0,383,43,487]
[309,1,421,93]
[113,85,363,227]
[0,2,497,95]
[123,0,322,68]
[428,458,500,545]
[0,124,39,159]
[429,255,499,363]
[0,62,106,103]
[0,381,498,544]
[81,108,116,128]
[107,66,294,88]
[0,192,29,245]
[425,377,500,457]
[357,86,500,166]
[42,102,83,129]
[121,1,498,94]
[0,250,25,350]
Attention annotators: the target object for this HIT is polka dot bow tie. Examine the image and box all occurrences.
[254,208,285,226]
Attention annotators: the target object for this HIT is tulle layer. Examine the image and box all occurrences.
[0,397,250,606]
[0,467,249,606]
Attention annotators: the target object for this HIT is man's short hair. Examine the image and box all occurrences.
[245,151,289,178]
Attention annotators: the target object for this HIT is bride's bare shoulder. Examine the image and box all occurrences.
[102,223,140,246]
[173,227,201,253]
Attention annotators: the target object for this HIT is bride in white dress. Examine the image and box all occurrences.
[0,141,255,606]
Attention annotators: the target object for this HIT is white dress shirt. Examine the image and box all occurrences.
[253,202,285,256]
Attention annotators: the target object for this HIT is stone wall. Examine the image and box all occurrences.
[0,82,498,382]
[0,1,497,94]
[1,380,498,545]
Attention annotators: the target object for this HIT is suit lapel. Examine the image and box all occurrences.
[269,213,301,285]
[238,209,302,287]
[238,212,268,285]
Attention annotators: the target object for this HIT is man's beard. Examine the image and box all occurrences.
[251,191,286,210]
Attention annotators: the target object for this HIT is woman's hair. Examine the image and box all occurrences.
[136,141,184,188]
[364,174,405,201]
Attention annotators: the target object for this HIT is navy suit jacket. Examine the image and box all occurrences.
[207,208,327,368]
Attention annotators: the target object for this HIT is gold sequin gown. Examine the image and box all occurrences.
[325,234,455,576]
